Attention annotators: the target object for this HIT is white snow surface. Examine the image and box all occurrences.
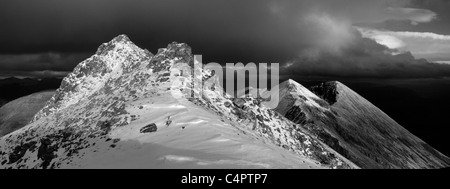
[59,95,324,169]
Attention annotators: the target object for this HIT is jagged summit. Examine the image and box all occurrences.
[108,34,132,45]
[151,41,193,68]
[31,35,192,122]
[272,79,329,117]
[95,34,134,55]
[113,34,131,42]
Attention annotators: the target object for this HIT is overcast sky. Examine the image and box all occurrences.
[2,0,450,78]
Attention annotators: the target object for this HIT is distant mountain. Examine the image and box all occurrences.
[0,91,55,137]
[271,79,450,168]
[0,35,353,169]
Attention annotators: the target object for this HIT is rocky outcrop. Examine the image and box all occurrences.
[140,123,157,133]
[310,81,338,105]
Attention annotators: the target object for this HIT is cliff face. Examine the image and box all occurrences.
[274,80,450,169]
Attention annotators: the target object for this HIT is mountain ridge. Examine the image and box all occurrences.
[272,79,450,168]
[0,35,355,169]
[0,35,448,169]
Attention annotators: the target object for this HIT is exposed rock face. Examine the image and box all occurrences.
[31,35,154,123]
[0,35,353,169]
[273,80,450,169]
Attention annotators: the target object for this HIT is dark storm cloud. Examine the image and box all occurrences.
[2,0,450,78]
[0,0,299,63]
[268,0,450,78]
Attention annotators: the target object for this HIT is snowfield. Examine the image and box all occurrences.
[59,95,325,169]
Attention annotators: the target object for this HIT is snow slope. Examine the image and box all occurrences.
[59,95,324,169]
[271,79,450,169]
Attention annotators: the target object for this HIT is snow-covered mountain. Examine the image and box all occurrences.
[0,35,355,169]
[272,80,450,168]
[0,91,55,137]
[0,35,447,169]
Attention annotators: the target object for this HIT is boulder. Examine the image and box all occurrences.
[140,123,157,133]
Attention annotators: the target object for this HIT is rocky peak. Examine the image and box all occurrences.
[279,79,299,92]
[280,79,308,91]
[30,34,199,124]
[31,35,184,122]
[112,34,131,43]
[151,42,194,68]
[95,34,133,55]
[273,79,330,117]
[279,79,323,101]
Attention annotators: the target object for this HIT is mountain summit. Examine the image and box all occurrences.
[274,80,450,168]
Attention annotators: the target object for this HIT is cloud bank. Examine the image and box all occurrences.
[358,27,450,62]
[268,0,450,78]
